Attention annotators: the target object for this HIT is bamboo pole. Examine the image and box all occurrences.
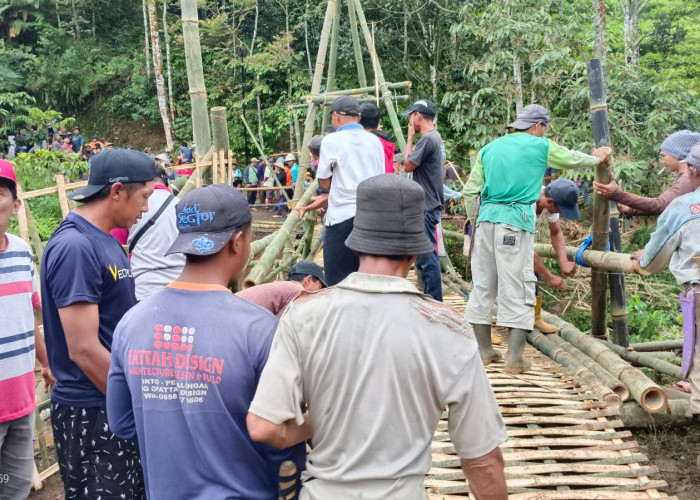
[547,333,630,401]
[250,232,277,257]
[348,0,408,153]
[534,243,649,275]
[542,312,668,413]
[587,58,613,339]
[600,340,682,379]
[181,0,212,157]
[290,95,409,110]
[630,340,683,352]
[609,201,629,347]
[293,0,336,201]
[527,330,623,409]
[210,106,230,185]
[442,231,647,275]
[15,184,30,244]
[55,174,70,218]
[619,399,693,429]
[303,81,412,101]
[345,0,367,88]
[292,109,302,157]
[246,180,319,287]
[25,204,45,264]
[239,114,291,204]
[211,150,218,184]
[321,0,342,131]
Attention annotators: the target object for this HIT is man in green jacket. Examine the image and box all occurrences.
[463,104,608,373]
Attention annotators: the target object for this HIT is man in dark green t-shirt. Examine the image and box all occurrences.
[463,104,608,374]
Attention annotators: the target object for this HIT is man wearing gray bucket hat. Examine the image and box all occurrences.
[249,174,507,499]
[593,130,700,216]
[633,143,700,417]
[463,104,609,374]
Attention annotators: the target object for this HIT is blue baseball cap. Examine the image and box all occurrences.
[545,179,580,220]
[166,184,252,256]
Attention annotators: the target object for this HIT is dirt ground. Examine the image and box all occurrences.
[635,424,700,499]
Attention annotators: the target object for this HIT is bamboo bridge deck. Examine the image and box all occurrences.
[418,272,673,499]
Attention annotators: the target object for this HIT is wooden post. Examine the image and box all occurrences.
[227,149,234,185]
[587,58,613,340]
[346,0,367,88]
[292,0,336,200]
[350,0,406,153]
[321,0,342,131]
[15,184,30,244]
[55,174,70,218]
[181,0,212,157]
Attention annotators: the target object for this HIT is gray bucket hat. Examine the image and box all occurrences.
[345,174,434,256]
[508,104,550,130]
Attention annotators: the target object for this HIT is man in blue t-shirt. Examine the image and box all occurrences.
[107,184,308,500]
[178,141,193,164]
[41,149,156,499]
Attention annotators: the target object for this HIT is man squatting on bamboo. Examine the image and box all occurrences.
[633,142,700,417]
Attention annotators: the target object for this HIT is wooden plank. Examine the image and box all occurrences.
[38,463,59,482]
[507,491,668,499]
[504,428,632,439]
[429,464,658,479]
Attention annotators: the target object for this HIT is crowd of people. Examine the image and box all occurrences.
[0,95,699,500]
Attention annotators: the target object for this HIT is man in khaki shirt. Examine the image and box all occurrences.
[247,174,507,500]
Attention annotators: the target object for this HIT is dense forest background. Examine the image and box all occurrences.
[1,0,699,185]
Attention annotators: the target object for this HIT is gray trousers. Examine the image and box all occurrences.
[0,412,34,500]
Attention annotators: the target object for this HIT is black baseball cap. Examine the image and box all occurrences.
[288,261,327,288]
[166,184,252,256]
[545,179,580,220]
[331,96,360,116]
[402,99,436,117]
[68,148,156,202]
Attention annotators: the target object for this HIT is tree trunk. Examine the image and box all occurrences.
[304,0,312,76]
[142,0,151,77]
[91,3,95,37]
[71,0,80,41]
[148,0,174,152]
[619,0,647,66]
[249,1,258,57]
[256,92,265,150]
[403,0,409,65]
[513,52,523,113]
[592,0,607,69]
[163,0,175,126]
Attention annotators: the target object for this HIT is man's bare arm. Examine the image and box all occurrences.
[34,309,56,392]
[548,220,576,277]
[461,447,507,500]
[246,412,311,450]
[58,302,111,394]
[296,177,331,218]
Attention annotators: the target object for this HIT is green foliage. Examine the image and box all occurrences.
[13,149,87,190]
[626,293,680,343]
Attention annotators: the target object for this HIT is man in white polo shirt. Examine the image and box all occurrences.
[297,95,384,285]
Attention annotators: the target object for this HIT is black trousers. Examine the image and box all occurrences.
[323,217,359,286]
[51,402,145,500]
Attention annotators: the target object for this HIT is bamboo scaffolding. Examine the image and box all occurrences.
[292,0,336,201]
[245,180,319,287]
[350,0,407,153]
[210,107,230,184]
[630,340,683,352]
[302,81,412,101]
[587,58,613,339]
[239,114,291,204]
[290,94,409,110]
[180,0,212,158]
[541,312,668,413]
[609,202,630,347]
[600,340,682,379]
[547,333,630,401]
[527,331,623,409]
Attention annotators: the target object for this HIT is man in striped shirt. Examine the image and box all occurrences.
[0,159,54,500]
